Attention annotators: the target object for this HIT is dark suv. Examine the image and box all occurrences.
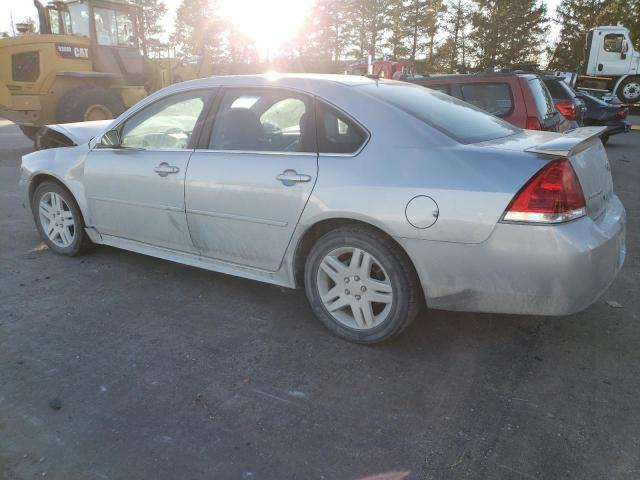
[406,72,568,132]
[542,76,586,128]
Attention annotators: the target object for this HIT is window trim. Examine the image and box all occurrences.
[313,97,371,157]
[603,33,625,53]
[458,81,515,118]
[196,85,318,155]
[92,87,216,151]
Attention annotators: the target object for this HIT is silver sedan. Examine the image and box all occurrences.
[20,74,626,343]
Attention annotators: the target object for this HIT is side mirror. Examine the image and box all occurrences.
[621,40,629,59]
[100,129,121,147]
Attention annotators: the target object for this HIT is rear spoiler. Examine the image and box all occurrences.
[525,126,607,156]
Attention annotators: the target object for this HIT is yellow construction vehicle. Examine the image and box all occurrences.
[0,0,188,140]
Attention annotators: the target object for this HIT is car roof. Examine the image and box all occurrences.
[408,72,538,83]
[168,73,378,94]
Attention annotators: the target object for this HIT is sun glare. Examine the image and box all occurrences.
[222,0,313,59]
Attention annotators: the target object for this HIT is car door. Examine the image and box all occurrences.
[596,32,633,76]
[84,88,213,252]
[185,87,318,271]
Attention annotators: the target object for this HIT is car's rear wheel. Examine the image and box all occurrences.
[304,226,422,344]
[33,181,89,256]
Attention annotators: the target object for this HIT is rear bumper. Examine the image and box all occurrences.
[398,195,626,316]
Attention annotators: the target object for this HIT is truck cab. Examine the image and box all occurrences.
[581,26,640,103]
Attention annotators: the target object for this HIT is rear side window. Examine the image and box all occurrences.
[459,83,513,117]
[360,82,519,144]
[528,78,557,120]
[543,79,574,100]
[316,102,368,154]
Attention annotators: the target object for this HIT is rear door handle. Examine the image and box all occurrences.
[154,162,180,177]
[276,169,312,185]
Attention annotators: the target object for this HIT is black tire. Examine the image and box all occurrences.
[616,76,640,104]
[56,86,125,124]
[304,225,422,344]
[600,134,610,145]
[32,181,90,256]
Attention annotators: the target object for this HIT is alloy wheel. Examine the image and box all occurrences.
[316,246,393,330]
[39,192,76,248]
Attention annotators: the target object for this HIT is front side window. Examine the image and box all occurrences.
[210,89,314,153]
[94,8,136,47]
[316,102,368,154]
[460,83,513,117]
[120,90,209,149]
[604,34,624,52]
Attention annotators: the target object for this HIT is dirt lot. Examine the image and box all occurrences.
[1,119,639,480]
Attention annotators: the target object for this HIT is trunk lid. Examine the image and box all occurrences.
[479,127,613,220]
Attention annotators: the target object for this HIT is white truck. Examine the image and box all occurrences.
[575,25,640,104]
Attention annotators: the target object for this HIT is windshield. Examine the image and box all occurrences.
[49,3,90,36]
[359,81,520,144]
[68,3,90,36]
[94,7,137,47]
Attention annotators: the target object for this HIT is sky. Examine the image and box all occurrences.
[1,0,562,52]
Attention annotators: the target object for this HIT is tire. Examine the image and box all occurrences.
[616,76,640,104]
[304,225,422,344]
[32,181,90,256]
[56,86,125,124]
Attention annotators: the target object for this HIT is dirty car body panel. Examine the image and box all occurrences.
[20,74,626,317]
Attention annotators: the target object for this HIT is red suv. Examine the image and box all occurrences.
[406,72,569,132]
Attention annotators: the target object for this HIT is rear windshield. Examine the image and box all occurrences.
[528,78,557,120]
[359,82,519,144]
[459,82,513,117]
[543,79,576,100]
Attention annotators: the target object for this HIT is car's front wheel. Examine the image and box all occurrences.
[304,226,422,344]
[33,181,89,256]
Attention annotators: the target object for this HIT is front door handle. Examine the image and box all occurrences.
[276,169,312,186]
[154,162,180,177]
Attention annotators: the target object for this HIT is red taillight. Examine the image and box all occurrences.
[525,116,542,130]
[617,108,628,118]
[503,158,586,224]
[555,100,577,121]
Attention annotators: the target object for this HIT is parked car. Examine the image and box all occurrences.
[20,75,626,344]
[542,75,586,128]
[575,91,630,144]
[407,72,569,132]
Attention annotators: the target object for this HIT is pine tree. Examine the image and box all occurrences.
[442,0,471,70]
[310,0,352,61]
[469,0,547,70]
[546,0,603,69]
[171,0,228,64]
[132,0,167,55]
[346,0,396,58]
